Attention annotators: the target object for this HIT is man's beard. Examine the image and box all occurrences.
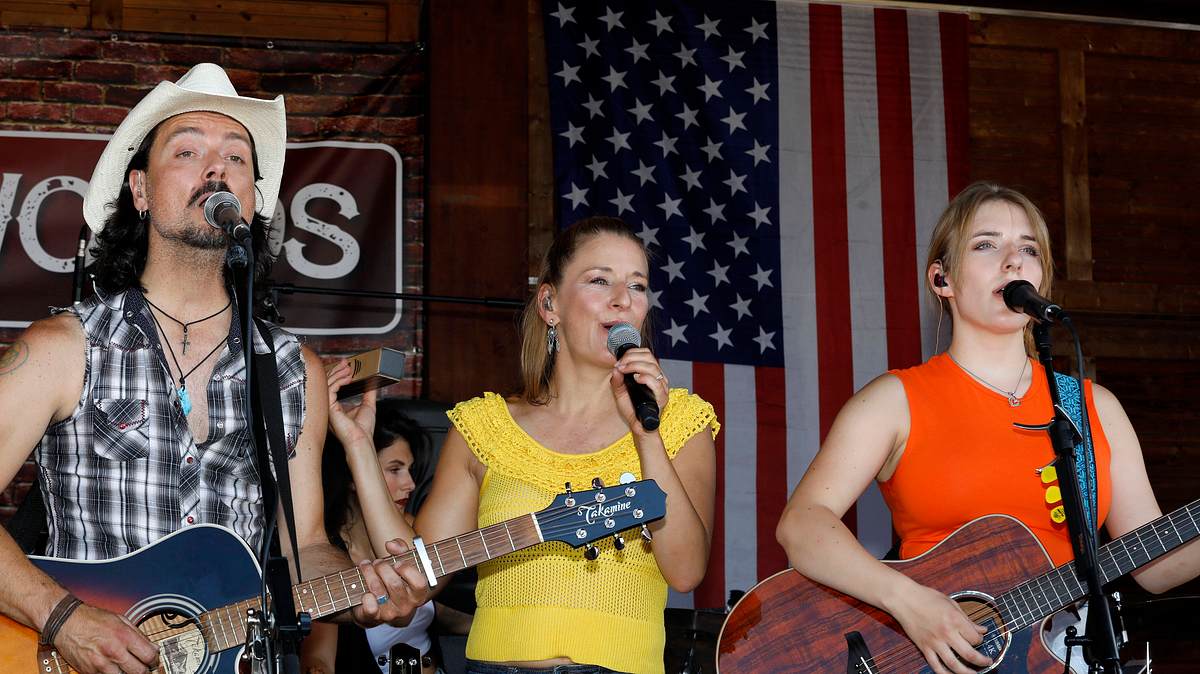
[150,180,235,250]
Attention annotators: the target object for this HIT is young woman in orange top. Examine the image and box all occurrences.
[776,182,1200,674]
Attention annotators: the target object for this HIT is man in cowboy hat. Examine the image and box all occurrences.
[0,63,427,673]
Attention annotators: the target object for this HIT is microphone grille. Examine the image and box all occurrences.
[606,322,641,357]
[203,191,241,227]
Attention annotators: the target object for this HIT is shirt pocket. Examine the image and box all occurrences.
[92,397,151,461]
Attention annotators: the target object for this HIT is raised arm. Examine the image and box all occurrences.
[282,347,429,628]
[0,316,159,673]
[324,359,414,557]
[775,373,990,674]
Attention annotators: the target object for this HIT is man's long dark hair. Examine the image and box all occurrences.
[89,126,277,294]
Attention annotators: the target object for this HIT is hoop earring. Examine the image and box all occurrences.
[138,209,149,224]
[546,323,558,357]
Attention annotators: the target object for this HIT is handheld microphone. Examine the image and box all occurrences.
[1001,280,1066,323]
[72,224,89,305]
[203,191,251,242]
[606,322,661,431]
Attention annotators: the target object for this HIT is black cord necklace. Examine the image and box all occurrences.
[143,295,231,355]
[148,308,226,416]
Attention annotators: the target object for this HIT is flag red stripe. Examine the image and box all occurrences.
[874,8,923,371]
[755,366,789,579]
[692,361,726,609]
[808,3,856,533]
[939,12,970,196]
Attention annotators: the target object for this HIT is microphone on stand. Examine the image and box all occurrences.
[203,191,252,242]
[606,322,661,431]
[1001,280,1066,323]
[72,224,89,305]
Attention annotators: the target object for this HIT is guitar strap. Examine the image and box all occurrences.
[1053,372,1099,532]
[251,317,303,579]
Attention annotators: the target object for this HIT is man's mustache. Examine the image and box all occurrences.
[187,181,233,208]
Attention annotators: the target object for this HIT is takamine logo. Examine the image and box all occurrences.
[577,499,632,525]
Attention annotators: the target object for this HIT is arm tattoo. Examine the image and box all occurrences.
[0,340,29,376]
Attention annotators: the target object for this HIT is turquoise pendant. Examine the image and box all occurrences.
[178,385,192,416]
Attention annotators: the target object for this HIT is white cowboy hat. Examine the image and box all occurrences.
[82,62,286,232]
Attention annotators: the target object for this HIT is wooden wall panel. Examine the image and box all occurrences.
[426,0,528,404]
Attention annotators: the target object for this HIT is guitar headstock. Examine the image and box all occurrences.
[534,479,666,548]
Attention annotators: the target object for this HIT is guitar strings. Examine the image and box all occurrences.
[858,509,1200,673]
[133,497,646,645]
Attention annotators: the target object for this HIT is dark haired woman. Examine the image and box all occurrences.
[301,363,439,674]
[776,182,1200,674]
[415,216,719,674]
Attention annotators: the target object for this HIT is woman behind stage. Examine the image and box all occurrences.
[301,373,443,674]
[776,182,1200,674]
[416,216,719,674]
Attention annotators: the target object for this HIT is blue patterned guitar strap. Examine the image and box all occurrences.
[1054,372,1099,531]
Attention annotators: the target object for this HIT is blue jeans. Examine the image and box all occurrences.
[464,661,626,674]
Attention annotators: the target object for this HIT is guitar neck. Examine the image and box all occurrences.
[996,499,1200,630]
[199,514,544,652]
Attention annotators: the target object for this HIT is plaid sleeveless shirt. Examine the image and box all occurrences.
[36,288,307,559]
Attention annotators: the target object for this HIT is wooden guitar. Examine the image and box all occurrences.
[718,500,1200,673]
[0,480,666,674]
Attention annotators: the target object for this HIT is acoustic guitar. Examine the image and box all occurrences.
[0,480,666,674]
[719,501,1199,673]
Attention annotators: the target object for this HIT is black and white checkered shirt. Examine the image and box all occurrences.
[36,289,307,560]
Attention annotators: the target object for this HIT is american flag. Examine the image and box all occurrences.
[545,0,967,609]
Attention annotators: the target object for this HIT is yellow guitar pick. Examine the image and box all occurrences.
[1040,465,1058,484]
[1051,505,1066,523]
[1045,485,1062,504]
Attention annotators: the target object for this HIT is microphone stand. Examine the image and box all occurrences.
[1024,318,1122,673]
[227,228,305,674]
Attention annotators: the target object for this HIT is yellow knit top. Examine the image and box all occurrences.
[448,389,719,674]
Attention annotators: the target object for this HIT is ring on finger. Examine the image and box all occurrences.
[376,594,389,605]
[654,372,665,381]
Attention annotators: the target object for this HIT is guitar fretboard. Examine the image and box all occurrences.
[994,499,1200,630]
[198,514,542,652]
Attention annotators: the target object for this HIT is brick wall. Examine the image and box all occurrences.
[0,29,426,522]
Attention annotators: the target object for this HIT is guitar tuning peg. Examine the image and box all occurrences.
[564,482,573,494]
[613,533,625,551]
[584,544,599,561]
[591,477,605,489]
[640,524,653,542]
[619,472,636,484]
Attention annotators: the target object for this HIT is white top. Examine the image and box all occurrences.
[366,599,436,673]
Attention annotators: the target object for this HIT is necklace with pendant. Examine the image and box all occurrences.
[148,309,226,416]
[144,295,231,356]
[947,351,1029,407]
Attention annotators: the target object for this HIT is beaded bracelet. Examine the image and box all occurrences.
[39,593,83,646]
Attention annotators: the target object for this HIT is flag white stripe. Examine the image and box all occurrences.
[908,11,951,360]
[722,364,758,595]
[842,7,896,558]
[776,2,821,496]
[842,7,889,394]
[661,357,696,609]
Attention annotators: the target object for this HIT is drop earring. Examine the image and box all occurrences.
[546,322,559,357]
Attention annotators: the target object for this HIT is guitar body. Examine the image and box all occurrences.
[0,524,260,674]
[718,516,1073,674]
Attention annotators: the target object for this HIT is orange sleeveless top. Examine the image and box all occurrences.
[881,353,1111,566]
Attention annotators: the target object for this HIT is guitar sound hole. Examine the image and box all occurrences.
[953,592,1010,673]
[138,610,209,674]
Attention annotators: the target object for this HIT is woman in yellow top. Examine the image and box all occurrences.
[417,216,718,674]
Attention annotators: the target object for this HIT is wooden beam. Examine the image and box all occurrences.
[527,0,554,279]
[974,14,1200,59]
[1055,280,1200,317]
[386,0,420,43]
[122,0,389,43]
[1058,48,1092,280]
[0,0,88,29]
[90,0,121,30]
